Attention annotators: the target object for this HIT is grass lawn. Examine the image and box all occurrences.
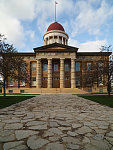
[0,96,34,109]
[0,93,40,95]
[78,95,113,108]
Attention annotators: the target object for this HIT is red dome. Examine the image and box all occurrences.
[47,22,65,32]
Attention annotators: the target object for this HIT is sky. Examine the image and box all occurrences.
[0,0,113,52]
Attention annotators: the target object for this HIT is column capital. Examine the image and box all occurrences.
[36,58,41,61]
[71,58,76,61]
[60,58,65,61]
[48,58,52,60]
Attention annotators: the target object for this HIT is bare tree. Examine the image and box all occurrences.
[99,45,113,96]
[84,45,113,96]
[0,34,29,96]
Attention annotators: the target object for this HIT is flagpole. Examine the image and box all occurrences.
[55,1,58,22]
[55,1,56,22]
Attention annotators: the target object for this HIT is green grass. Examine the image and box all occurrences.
[78,95,113,108]
[0,96,34,109]
[0,93,40,95]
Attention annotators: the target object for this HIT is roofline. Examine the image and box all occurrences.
[77,52,112,56]
[34,43,78,51]
[1,52,35,56]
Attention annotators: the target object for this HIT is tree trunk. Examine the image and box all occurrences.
[107,82,111,97]
[3,78,6,97]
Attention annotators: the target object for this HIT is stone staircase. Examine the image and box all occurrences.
[25,88,87,94]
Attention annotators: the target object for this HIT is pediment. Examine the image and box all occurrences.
[34,43,78,52]
[47,46,66,50]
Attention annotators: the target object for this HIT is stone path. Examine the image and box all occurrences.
[0,94,113,150]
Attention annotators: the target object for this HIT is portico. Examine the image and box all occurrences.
[36,53,76,88]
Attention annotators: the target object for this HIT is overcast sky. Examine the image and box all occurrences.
[0,0,113,52]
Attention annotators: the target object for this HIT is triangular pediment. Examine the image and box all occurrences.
[34,43,78,52]
[48,46,66,50]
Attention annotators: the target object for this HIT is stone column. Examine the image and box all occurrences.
[71,59,76,88]
[65,39,67,45]
[62,37,63,44]
[60,59,65,88]
[48,59,52,88]
[36,59,41,88]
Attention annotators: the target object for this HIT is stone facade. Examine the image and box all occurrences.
[5,43,111,94]
[4,22,112,93]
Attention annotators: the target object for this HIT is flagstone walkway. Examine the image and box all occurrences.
[0,94,113,150]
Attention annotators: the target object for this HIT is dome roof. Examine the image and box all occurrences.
[47,22,65,32]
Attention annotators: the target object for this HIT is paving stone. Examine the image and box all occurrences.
[15,130,39,140]
[0,134,15,142]
[105,137,113,145]
[46,142,64,150]
[43,131,54,137]
[4,123,23,130]
[66,143,79,150]
[9,144,27,150]
[89,139,111,150]
[83,137,90,144]
[76,126,92,134]
[49,136,60,142]
[28,124,48,130]
[62,137,80,144]
[0,130,14,136]
[72,123,82,129]
[3,141,24,150]
[93,134,104,140]
[49,121,59,127]
[27,135,49,149]
[26,121,47,126]
[91,120,109,126]
[57,120,71,127]
[0,94,113,150]
[67,131,78,137]
[48,128,63,135]
[3,119,20,123]
[106,131,113,137]
[58,127,71,131]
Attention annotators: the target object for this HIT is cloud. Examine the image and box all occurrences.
[71,0,113,37]
[0,0,37,48]
[69,38,107,52]
[0,0,113,52]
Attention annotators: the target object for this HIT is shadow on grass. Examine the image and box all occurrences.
[0,96,34,109]
[78,95,113,108]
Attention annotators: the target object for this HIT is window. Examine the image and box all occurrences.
[44,64,48,71]
[99,89,103,93]
[9,90,13,93]
[98,62,103,71]
[9,77,13,86]
[20,78,25,86]
[20,90,24,93]
[53,77,59,80]
[87,62,91,71]
[86,77,92,86]
[88,89,92,92]
[32,77,36,86]
[65,64,69,71]
[76,62,80,71]
[21,63,25,72]
[43,77,48,80]
[76,76,80,86]
[10,64,14,72]
[98,76,103,85]
[65,77,69,80]
[54,64,58,71]
[32,62,36,72]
